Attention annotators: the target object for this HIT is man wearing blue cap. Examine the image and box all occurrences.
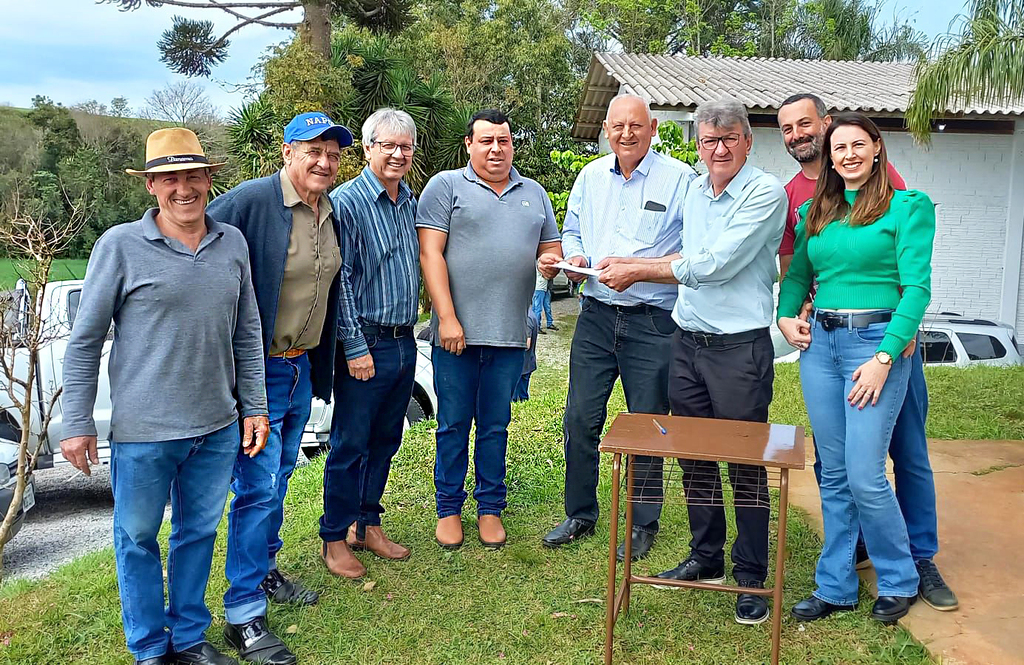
[208,111,354,665]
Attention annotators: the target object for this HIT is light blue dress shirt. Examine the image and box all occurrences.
[671,162,787,334]
[562,150,696,310]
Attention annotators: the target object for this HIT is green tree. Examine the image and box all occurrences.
[907,0,1024,142]
[27,97,82,174]
[100,0,414,76]
[790,0,927,60]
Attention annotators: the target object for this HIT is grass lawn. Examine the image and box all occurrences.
[0,311,945,664]
[0,258,89,289]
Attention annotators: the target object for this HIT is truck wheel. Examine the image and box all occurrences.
[406,396,427,424]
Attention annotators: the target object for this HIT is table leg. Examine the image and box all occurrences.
[605,453,622,665]
[770,468,791,665]
[622,455,635,614]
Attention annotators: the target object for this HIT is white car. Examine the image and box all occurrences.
[771,313,1023,367]
[300,338,437,458]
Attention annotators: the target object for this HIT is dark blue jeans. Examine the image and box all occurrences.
[110,423,238,660]
[225,354,311,625]
[563,297,673,533]
[320,335,416,542]
[513,372,532,402]
[811,345,938,560]
[432,345,525,517]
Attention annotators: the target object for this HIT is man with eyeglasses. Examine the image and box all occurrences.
[208,111,354,664]
[538,94,695,562]
[595,98,786,627]
[320,108,420,577]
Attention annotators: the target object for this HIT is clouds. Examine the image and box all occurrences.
[0,0,299,113]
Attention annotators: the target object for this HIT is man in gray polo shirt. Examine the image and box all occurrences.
[60,128,268,665]
[418,109,561,549]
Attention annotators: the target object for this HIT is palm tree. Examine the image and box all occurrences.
[907,0,1024,142]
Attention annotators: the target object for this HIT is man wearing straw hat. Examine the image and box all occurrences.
[60,128,269,665]
[207,112,353,664]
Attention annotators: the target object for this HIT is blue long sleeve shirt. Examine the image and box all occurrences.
[670,162,787,334]
[561,149,695,310]
[329,167,420,360]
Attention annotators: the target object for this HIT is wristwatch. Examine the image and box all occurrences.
[874,351,893,365]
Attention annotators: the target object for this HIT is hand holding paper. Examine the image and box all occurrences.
[554,260,603,277]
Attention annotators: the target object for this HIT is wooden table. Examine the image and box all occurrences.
[599,413,805,665]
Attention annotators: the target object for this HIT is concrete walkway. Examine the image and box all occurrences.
[788,438,1024,665]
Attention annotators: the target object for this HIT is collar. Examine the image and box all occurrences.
[361,166,412,204]
[702,161,755,200]
[141,208,224,246]
[279,167,332,210]
[612,149,656,177]
[462,162,523,189]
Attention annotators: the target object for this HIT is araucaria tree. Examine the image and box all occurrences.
[100,0,414,76]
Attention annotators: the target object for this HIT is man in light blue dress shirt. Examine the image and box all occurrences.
[596,98,787,626]
[539,94,696,561]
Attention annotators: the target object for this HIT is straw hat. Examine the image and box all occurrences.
[126,127,226,176]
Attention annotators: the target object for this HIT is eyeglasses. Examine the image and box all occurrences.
[698,134,742,150]
[373,141,416,156]
[297,147,342,164]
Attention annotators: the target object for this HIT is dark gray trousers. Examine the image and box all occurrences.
[670,327,774,582]
[563,297,675,533]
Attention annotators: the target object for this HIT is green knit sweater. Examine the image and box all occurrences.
[777,189,935,358]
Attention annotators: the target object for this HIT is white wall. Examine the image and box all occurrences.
[649,109,1022,337]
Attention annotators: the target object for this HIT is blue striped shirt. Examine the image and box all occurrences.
[561,150,695,309]
[330,167,420,360]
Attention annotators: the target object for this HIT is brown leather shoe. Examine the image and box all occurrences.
[477,514,506,549]
[321,539,366,579]
[435,515,464,549]
[348,526,411,561]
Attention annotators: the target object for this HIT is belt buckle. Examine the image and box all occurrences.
[391,326,402,338]
[820,315,837,332]
[695,331,713,346]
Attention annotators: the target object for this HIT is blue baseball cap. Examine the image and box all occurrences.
[283,112,354,147]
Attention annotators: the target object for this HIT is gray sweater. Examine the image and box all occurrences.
[61,210,267,443]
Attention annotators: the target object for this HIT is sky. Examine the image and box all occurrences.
[0,0,973,119]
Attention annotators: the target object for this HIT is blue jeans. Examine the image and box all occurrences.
[110,423,238,660]
[224,354,311,624]
[432,345,525,517]
[531,289,553,327]
[320,335,416,542]
[811,345,938,560]
[800,316,919,604]
[513,372,531,402]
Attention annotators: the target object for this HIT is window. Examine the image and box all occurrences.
[921,330,957,364]
[958,332,1006,361]
[67,290,81,326]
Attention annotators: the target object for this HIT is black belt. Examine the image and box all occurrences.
[361,324,414,338]
[682,327,768,347]
[813,310,892,331]
[585,296,668,316]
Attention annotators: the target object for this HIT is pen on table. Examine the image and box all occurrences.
[652,418,667,435]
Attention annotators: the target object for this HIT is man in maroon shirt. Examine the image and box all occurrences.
[775,93,958,611]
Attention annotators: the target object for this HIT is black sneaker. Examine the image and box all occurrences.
[224,617,296,665]
[735,579,769,625]
[652,556,725,590]
[547,324,559,331]
[916,559,958,611]
[260,568,319,606]
[171,641,238,665]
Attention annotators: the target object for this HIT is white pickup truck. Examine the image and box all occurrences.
[0,279,438,541]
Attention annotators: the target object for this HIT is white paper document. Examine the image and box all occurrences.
[554,261,603,277]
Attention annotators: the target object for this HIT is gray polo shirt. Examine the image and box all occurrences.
[417,165,560,348]
[62,209,267,443]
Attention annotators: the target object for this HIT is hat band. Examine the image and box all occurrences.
[144,154,211,170]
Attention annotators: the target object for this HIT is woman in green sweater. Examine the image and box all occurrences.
[777,113,935,624]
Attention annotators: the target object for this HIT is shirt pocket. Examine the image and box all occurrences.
[618,209,667,245]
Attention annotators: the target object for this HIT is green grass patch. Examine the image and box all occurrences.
[0,320,934,664]
[0,259,89,289]
[770,363,1024,441]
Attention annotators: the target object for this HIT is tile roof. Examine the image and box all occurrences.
[572,52,1024,140]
